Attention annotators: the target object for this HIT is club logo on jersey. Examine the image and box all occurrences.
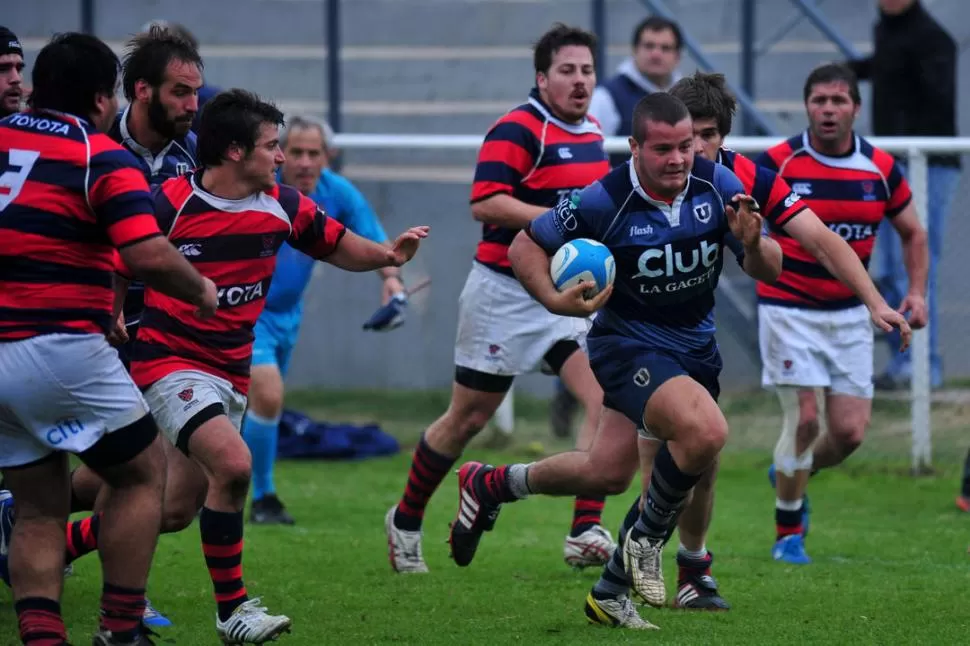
[861,180,876,201]
[175,162,191,176]
[791,182,812,196]
[693,202,712,224]
[177,388,194,402]
[633,367,650,387]
[828,222,875,242]
[784,192,800,208]
[632,241,721,294]
[554,191,582,233]
[217,280,266,307]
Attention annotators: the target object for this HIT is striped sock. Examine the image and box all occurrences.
[65,513,100,564]
[393,433,456,531]
[631,444,701,542]
[591,495,640,600]
[775,499,804,540]
[570,496,606,537]
[15,597,67,646]
[99,582,146,641]
[200,507,248,622]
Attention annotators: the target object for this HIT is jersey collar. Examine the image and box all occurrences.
[527,88,602,136]
[118,105,187,176]
[627,159,689,227]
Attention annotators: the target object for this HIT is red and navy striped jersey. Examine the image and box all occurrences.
[755,132,912,309]
[716,148,806,228]
[0,110,162,342]
[129,172,346,394]
[470,89,609,275]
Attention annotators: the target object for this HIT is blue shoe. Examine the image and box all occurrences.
[0,490,14,587]
[772,534,811,565]
[767,464,811,538]
[142,598,173,628]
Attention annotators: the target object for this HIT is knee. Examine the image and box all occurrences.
[795,417,821,450]
[249,385,284,420]
[211,452,252,501]
[830,421,867,456]
[589,461,634,496]
[691,417,729,458]
[161,496,201,533]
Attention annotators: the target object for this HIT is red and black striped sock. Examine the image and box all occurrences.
[99,582,146,641]
[65,513,100,564]
[200,507,248,622]
[570,496,606,537]
[393,433,456,532]
[16,597,67,645]
[775,503,804,541]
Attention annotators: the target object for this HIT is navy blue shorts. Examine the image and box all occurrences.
[587,332,722,428]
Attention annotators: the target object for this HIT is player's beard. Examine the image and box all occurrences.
[147,92,190,140]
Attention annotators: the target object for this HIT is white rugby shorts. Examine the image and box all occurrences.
[454,261,589,376]
[143,369,247,448]
[758,303,874,399]
[0,334,151,468]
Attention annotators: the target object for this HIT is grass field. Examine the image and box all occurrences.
[3,388,970,645]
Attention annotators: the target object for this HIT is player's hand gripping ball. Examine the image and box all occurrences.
[550,239,615,299]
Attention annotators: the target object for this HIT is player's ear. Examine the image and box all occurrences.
[134,79,152,104]
[536,71,547,92]
[627,136,638,159]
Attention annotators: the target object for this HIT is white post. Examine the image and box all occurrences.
[907,148,932,474]
[492,385,515,436]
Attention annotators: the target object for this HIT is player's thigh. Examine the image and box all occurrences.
[449,370,512,428]
[185,413,252,484]
[248,364,285,419]
[0,334,154,470]
[828,312,875,400]
[644,375,728,448]
[557,343,603,409]
[758,304,831,389]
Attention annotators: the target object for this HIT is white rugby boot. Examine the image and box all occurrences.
[385,505,429,573]
[563,525,616,568]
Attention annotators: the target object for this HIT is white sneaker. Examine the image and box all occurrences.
[385,505,428,573]
[584,593,660,630]
[623,529,666,608]
[216,598,291,644]
[564,525,616,568]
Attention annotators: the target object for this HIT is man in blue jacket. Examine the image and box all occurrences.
[244,115,408,524]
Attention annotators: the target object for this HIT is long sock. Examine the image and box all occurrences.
[591,495,641,600]
[477,463,532,505]
[99,582,146,641]
[65,513,100,564]
[775,498,803,540]
[571,496,606,537]
[393,433,456,531]
[15,597,67,646]
[200,507,248,622]
[631,444,702,542]
[677,546,713,584]
[242,411,280,501]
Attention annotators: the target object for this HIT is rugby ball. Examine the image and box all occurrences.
[550,238,615,298]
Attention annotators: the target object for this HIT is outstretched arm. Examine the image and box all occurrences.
[324,227,429,272]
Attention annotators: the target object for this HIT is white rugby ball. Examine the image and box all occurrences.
[550,238,615,298]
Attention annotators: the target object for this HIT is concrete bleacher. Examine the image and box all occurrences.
[12,0,970,394]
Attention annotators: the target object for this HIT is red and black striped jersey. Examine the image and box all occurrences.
[755,132,911,310]
[129,172,346,394]
[0,110,162,342]
[470,89,609,275]
[716,148,806,228]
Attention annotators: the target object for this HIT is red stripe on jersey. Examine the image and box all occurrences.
[474,241,512,268]
[477,139,534,178]
[528,161,611,190]
[131,176,344,394]
[756,134,910,309]
[0,113,157,342]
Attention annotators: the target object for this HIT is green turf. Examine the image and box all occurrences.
[2,388,969,644]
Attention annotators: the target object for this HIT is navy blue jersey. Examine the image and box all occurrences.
[528,157,747,352]
[109,106,198,330]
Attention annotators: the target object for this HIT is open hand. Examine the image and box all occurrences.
[726,194,764,248]
[388,226,430,266]
[870,303,913,351]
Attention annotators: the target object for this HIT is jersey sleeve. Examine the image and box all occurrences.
[88,147,163,249]
[288,191,347,259]
[526,182,610,255]
[733,154,806,228]
[884,158,913,218]
[470,115,540,203]
[332,174,389,243]
[753,150,780,173]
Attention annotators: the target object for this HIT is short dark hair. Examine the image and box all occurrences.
[669,71,736,137]
[197,89,284,167]
[803,63,861,105]
[533,23,597,75]
[631,92,691,144]
[122,24,203,101]
[29,33,119,118]
[632,16,683,51]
